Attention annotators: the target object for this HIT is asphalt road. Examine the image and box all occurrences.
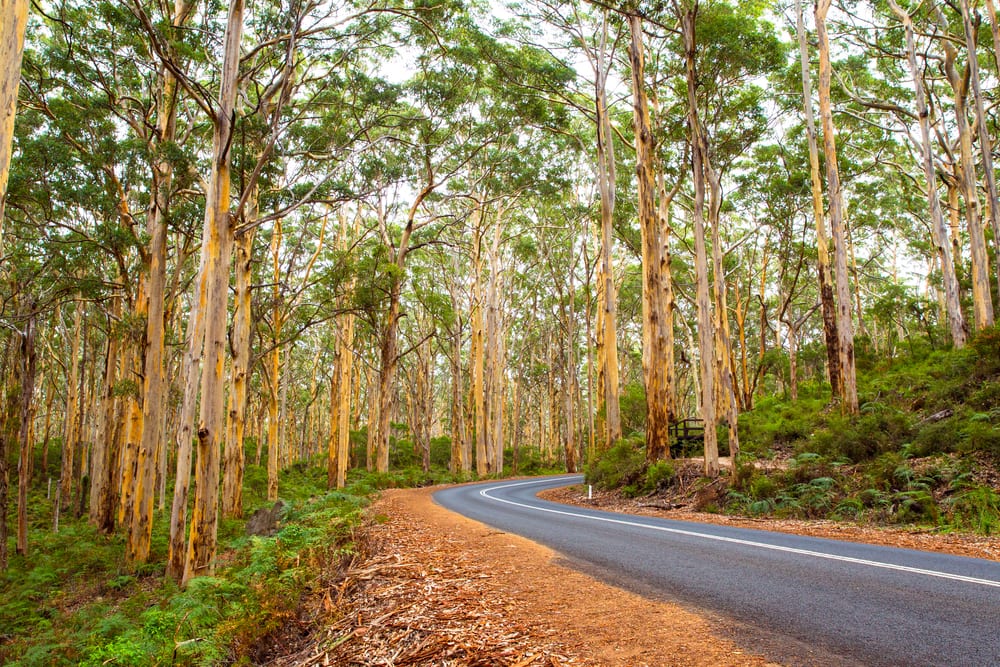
[433,475,1000,666]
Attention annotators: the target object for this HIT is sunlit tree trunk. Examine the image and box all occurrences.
[594,12,621,450]
[816,0,858,413]
[0,0,28,242]
[628,14,672,462]
[888,0,966,348]
[183,0,244,586]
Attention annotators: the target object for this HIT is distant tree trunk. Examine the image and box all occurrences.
[795,0,842,399]
[887,0,967,348]
[563,269,577,473]
[485,218,506,474]
[90,296,120,532]
[334,312,355,487]
[628,13,672,462]
[60,301,83,511]
[183,0,244,586]
[704,146,739,459]
[816,0,858,414]
[267,219,283,500]
[681,3,719,476]
[470,214,487,475]
[15,299,36,556]
[0,0,28,240]
[0,336,12,569]
[448,253,467,473]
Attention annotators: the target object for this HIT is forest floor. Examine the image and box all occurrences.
[263,478,999,667]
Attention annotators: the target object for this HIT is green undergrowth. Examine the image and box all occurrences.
[0,463,474,666]
[587,326,1000,534]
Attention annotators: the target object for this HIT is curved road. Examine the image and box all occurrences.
[434,475,1000,666]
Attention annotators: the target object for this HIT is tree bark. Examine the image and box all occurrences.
[183,0,243,586]
[628,14,673,462]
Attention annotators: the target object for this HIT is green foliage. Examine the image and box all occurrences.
[584,436,646,493]
[2,459,485,665]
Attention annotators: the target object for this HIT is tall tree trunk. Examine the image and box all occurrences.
[628,14,672,462]
[796,0,842,400]
[888,0,967,348]
[0,0,28,242]
[681,3,719,476]
[816,0,858,414]
[594,12,621,450]
[183,0,244,586]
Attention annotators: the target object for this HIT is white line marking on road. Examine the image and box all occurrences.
[479,477,1000,589]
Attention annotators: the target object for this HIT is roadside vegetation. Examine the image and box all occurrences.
[586,326,1000,534]
[0,436,559,666]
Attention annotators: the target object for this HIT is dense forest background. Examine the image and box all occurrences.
[1,0,1000,639]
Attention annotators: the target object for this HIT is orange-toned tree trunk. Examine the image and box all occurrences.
[628,14,673,462]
